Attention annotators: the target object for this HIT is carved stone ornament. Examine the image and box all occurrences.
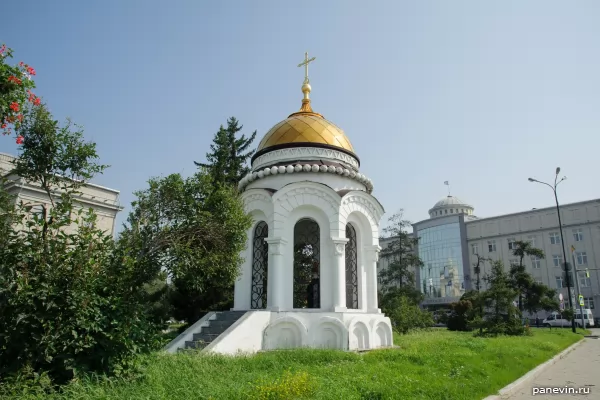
[265,237,288,255]
[331,237,349,256]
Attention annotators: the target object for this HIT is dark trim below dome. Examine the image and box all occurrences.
[251,142,360,166]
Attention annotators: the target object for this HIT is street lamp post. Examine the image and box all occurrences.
[528,167,576,333]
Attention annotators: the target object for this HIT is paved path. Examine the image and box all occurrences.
[503,329,600,399]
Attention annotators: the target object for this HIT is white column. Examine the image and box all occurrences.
[233,231,253,310]
[331,237,349,312]
[265,237,288,312]
[366,245,381,313]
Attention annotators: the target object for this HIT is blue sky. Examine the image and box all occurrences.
[2,1,599,231]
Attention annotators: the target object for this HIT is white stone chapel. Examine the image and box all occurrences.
[166,53,393,354]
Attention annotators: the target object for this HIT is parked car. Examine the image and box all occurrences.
[575,309,595,327]
[542,310,595,328]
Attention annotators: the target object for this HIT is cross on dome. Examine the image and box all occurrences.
[297,51,316,113]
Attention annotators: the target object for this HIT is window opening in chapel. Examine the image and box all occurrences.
[250,221,269,309]
[293,219,320,309]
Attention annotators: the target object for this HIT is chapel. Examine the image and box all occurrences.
[167,53,393,354]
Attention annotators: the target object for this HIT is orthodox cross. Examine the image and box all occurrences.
[297,52,316,84]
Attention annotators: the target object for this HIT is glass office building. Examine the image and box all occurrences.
[417,222,465,299]
[412,195,477,307]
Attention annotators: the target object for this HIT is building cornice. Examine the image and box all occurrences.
[3,178,123,212]
[465,198,600,224]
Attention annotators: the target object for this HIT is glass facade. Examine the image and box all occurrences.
[417,222,466,299]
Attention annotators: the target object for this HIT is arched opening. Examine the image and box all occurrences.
[293,218,320,309]
[345,224,359,309]
[251,221,268,309]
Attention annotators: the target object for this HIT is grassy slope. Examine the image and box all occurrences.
[49,329,583,400]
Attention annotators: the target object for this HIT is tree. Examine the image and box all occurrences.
[378,211,432,332]
[194,117,256,187]
[118,171,253,323]
[478,260,524,336]
[378,212,424,303]
[0,107,157,386]
[0,43,41,139]
[472,254,490,333]
[509,241,558,315]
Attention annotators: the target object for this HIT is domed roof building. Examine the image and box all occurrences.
[428,195,475,219]
[411,189,477,311]
[168,54,392,355]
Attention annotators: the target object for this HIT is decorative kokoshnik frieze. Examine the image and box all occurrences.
[238,162,374,193]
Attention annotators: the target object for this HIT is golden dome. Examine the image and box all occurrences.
[253,55,356,161]
[255,111,355,155]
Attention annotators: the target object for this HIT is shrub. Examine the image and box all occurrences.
[382,294,434,334]
[0,105,159,387]
[447,300,474,332]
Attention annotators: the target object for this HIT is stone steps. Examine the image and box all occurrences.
[180,311,247,351]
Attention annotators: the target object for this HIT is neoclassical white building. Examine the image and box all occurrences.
[167,58,393,354]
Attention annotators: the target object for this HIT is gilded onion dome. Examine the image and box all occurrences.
[251,66,357,164]
[240,52,372,193]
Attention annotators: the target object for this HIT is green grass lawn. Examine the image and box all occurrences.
[19,328,586,400]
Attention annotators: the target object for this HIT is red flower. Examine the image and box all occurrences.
[19,61,24,66]
[27,66,36,76]
[10,102,19,112]
[7,75,22,85]
[1,124,6,129]
[33,98,41,106]
[16,135,24,145]
[16,114,23,121]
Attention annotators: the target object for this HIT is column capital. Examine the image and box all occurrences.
[366,245,382,261]
[265,237,288,255]
[331,237,349,256]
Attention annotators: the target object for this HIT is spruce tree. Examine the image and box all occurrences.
[195,117,256,187]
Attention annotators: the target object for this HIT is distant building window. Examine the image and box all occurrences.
[509,259,519,267]
[550,232,561,245]
[531,256,541,269]
[536,280,543,285]
[508,239,517,250]
[488,240,496,252]
[584,297,594,309]
[573,228,583,242]
[450,209,454,213]
[576,251,588,266]
[578,271,591,288]
[553,255,563,268]
[555,276,564,289]
[445,210,448,214]
[527,236,536,247]
[471,244,479,255]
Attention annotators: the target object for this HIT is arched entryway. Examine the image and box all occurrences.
[293,218,320,309]
[251,221,268,309]
[345,224,359,309]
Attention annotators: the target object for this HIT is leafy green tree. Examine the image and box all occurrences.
[0,107,157,386]
[118,171,253,323]
[194,117,256,187]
